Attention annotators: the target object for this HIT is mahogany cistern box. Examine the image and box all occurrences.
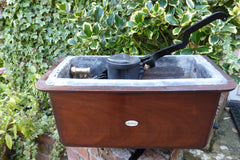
[36,55,236,148]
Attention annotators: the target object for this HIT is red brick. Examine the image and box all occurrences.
[73,147,89,159]
[139,149,167,160]
[37,142,50,154]
[90,155,99,160]
[36,152,50,160]
[37,134,55,145]
[89,148,99,157]
[218,92,228,106]
[67,147,169,160]
[170,149,182,160]
[107,149,126,160]
[36,134,55,155]
[67,147,81,160]
[100,148,118,160]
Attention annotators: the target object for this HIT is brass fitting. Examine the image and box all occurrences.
[144,64,150,71]
[71,66,91,78]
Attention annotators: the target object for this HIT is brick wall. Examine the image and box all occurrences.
[66,147,175,160]
[35,133,67,160]
[36,133,55,160]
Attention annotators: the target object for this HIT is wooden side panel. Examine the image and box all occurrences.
[50,91,220,148]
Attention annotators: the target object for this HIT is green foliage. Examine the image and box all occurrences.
[0,81,61,159]
[0,0,69,159]
[60,0,240,83]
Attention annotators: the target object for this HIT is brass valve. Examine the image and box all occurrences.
[71,66,91,78]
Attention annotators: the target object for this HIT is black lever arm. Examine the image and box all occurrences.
[141,12,228,67]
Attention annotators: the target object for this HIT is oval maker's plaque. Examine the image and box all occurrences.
[125,120,139,127]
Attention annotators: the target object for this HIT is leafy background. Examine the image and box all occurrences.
[0,0,239,159]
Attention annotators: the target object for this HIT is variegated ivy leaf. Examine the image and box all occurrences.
[172,27,182,35]
[142,8,149,14]
[132,11,144,24]
[168,7,175,15]
[195,5,208,10]
[159,0,167,8]
[224,53,240,74]
[68,38,78,45]
[191,31,201,44]
[115,15,124,29]
[209,34,219,45]
[153,32,159,40]
[165,14,179,26]
[94,6,104,22]
[83,22,93,37]
[107,14,114,26]
[103,0,108,7]
[181,48,193,55]
[211,27,221,34]
[130,46,138,54]
[123,47,128,53]
[90,40,99,50]
[142,42,159,51]
[176,8,184,16]
[56,3,66,11]
[74,10,84,18]
[169,0,179,7]
[93,23,100,35]
[128,28,138,35]
[181,13,192,27]
[116,4,123,11]
[106,41,117,48]
[232,40,240,46]
[144,28,153,39]
[222,24,237,34]
[153,2,160,13]
[196,46,212,54]
[127,21,137,28]
[211,19,224,29]
[229,6,240,17]
[146,1,153,11]
[127,2,139,10]
[186,0,195,9]
[67,17,78,22]
[56,2,71,12]
[105,30,111,39]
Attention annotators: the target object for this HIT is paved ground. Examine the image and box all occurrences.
[183,110,240,160]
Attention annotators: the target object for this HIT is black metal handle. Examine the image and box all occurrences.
[142,12,228,67]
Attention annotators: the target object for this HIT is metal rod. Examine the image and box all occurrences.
[141,12,228,67]
[128,149,146,160]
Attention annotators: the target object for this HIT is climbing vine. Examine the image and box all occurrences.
[60,0,240,82]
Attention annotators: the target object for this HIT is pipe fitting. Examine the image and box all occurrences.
[71,66,91,78]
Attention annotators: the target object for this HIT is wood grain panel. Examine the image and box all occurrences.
[50,91,220,148]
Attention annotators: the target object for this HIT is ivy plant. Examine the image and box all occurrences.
[59,0,240,83]
[0,0,70,159]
